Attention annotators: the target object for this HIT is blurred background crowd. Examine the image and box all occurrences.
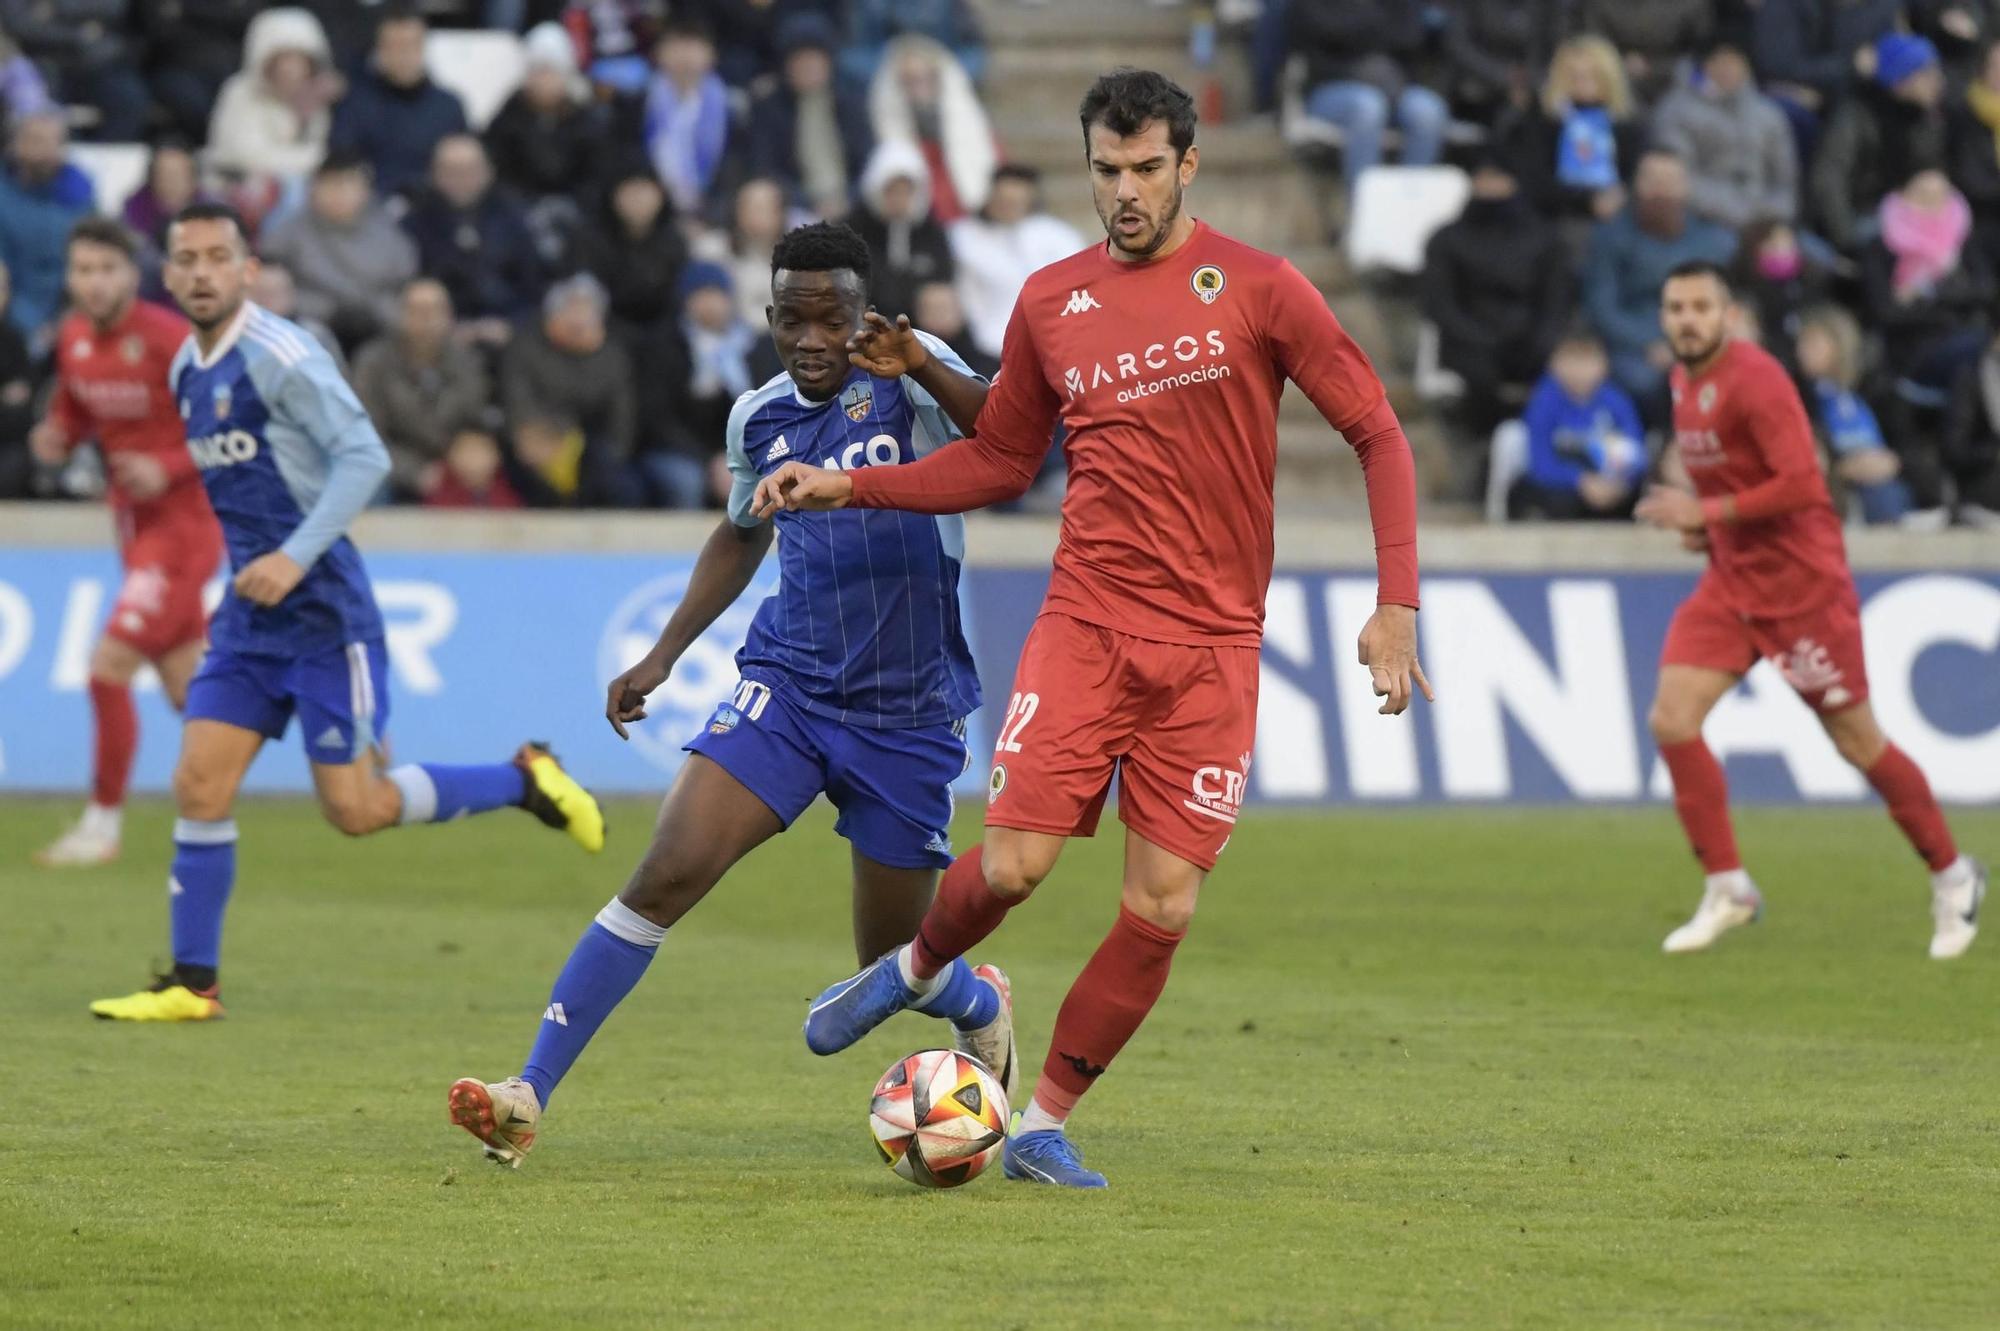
[0,0,1995,529]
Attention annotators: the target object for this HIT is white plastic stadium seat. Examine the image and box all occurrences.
[1485,419,1529,523]
[427,30,527,133]
[1412,321,1465,404]
[1343,165,1469,275]
[70,142,149,216]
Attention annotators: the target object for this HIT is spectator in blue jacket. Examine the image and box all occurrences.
[330,7,469,201]
[747,13,873,217]
[1795,303,1912,525]
[840,0,984,89]
[402,133,545,347]
[0,112,92,344]
[1509,330,1648,520]
[1582,150,1737,415]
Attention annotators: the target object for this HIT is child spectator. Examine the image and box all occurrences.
[1794,303,1912,525]
[424,424,524,509]
[1731,218,1836,356]
[641,20,732,220]
[1508,331,1647,520]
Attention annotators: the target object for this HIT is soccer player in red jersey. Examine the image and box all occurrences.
[759,71,1429,1187]
[1637,260,1983,959]
[31,219,224,867]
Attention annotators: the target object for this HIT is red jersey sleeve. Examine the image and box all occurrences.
[847,296,1061,514]
[1704,357,1823,526]
[1263,261,1420,608]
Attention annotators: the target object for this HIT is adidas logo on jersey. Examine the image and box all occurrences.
[543,1003,569,1026]
[1060,289,1102,317]
[766,435,791,461]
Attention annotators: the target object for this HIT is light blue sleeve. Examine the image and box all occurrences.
[274,350,392,568]
[905,329,985,451]
[724,391,763,528]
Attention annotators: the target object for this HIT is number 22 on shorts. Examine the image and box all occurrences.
[996,691,1039,753]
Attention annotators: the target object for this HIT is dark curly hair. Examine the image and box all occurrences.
[770,220,872,288]
[1079,68,1197,159]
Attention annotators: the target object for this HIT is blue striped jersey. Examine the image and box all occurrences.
[170,302,390,658]
[725,331,984,729]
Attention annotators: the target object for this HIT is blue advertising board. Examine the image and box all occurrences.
[1,548,1995,804]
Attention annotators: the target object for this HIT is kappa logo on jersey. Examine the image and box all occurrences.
[188,428,260,469]
[1060,289,1102,317]
[1190,265,1226,304]
[840,381,873,422]
[765,434,791,461]
[1061,329,1230,402]
[1773,637,1845,702]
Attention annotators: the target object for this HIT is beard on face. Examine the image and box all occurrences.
[1103,178,1184,259]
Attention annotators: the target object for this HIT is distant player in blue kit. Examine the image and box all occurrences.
[90,204,606,1023]
[447,223,1017,1168]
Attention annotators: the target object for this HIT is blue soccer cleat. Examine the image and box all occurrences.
[803,952,916,1055]
[1003,1125,1109,1189]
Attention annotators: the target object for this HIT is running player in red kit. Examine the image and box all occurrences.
[759,71,1428,1187]
[31,220,222,867]
[1637,260,1983,959]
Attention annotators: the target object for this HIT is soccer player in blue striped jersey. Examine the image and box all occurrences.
[447,223,1018,1168]
[89,204,605,1024]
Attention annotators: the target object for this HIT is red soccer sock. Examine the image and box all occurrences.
[1866,743,1959,872]
[910,846,1014,979]
[89,677,138,810]
[1659,737,1742,874]
[1031,905,1185,1121]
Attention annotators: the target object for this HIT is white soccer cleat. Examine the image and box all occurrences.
[33,805,122,867]
[447,1076,542,1168]
[1929,858,1986,961]
[956,964,1019,1104]
[1663,881,1763,954]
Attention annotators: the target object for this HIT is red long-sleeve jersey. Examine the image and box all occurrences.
[848,220,1420,647]
[1671,338,1851,617]
[47,299,219,563]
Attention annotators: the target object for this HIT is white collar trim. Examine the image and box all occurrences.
[191,300,258,371]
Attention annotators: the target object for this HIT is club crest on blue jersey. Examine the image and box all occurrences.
[709,705,742,735]
[213,384,231,420]
[841,381,873,422]
[1191,265,1226,305]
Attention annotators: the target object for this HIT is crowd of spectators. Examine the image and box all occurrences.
[0,0,1045,513]
[1367,0,2000,524]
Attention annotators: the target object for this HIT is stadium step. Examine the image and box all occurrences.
[984,1,1194,48]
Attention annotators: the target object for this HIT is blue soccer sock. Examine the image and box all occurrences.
[520,898,663,1108]
[168,818,237,980]
[908,955,1000,1032]
[387,763,527,824]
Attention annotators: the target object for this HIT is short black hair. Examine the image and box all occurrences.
[770,221,871,289]
[1665,258,1733,295]
[657,17,715,46]
[993,163,1042,188]
[68,216,138,262]
[315,147,372,178]
[1079,68,1197,160]
[378,2,425,27]
[168,201,251,253]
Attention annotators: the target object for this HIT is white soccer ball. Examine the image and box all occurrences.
[867,1048,1009,1188]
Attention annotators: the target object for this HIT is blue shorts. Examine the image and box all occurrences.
[684,681,968,871]
[185,639,391,767]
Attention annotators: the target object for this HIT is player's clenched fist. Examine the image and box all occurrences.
[605,652,669,740]
[232,550,305,607]
[752,461,854,517]
[1356,603,1434,717]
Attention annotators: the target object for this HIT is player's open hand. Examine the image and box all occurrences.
[28,421,66,466]
[1635,485,1706,533]
[1357,603,1433,717]
[752,461,853,518]
[107,451,170,501]
[605,653,670,740]
[233,551,305,607]
[847,309,928,379]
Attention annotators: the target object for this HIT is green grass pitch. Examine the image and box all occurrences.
[5,796,1998,1329]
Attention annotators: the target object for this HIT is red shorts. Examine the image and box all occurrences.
[106,526,217,659]
[1661,578,1869,713]
[984,612,1260,872]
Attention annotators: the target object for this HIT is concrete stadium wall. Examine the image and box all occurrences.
[1,503,1995,804]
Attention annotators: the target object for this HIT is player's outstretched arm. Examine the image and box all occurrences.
[847,311,991,437]
[606,517,776,738]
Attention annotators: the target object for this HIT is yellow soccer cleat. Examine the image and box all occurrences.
[514,742,605,854]
[448,1076,542,1168]
[90,977,224,1022]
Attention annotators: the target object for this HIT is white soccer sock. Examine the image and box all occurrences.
[1931,855,1974,893]
[1705,868,1754,899]
[1016,1096,1067,1135]
[895,943,946,999]
[83,803,122,837]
